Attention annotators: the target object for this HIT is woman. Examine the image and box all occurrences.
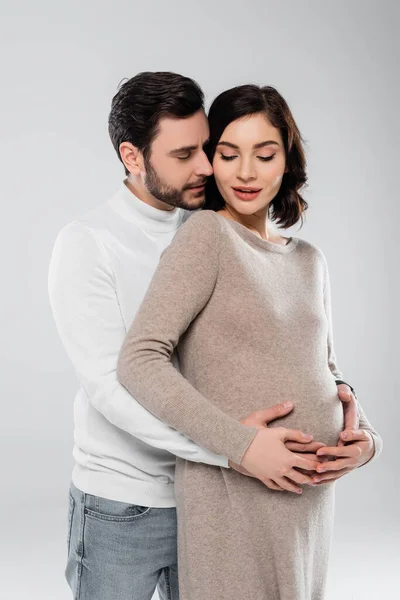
[117,85,381,599]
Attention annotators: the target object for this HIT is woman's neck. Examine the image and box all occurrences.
[217,205,288,245]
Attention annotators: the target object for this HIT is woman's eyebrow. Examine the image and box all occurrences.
[217,140,280,149]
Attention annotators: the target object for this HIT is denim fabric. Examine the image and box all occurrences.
[66,482,179,600]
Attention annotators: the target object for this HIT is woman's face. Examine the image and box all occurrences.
[212,113,286,216]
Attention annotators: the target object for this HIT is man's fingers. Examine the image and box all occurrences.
[313,468,351,484]
[315,458,354,473]
[276,477,303,494]
[281,428,313,444]
[292,454,320,471]
[264,479,284,491]
[286,468,316,487]
[258,402,294,424]
[241,403,293,427]
[339,429,370,443]
[285,441,326,453]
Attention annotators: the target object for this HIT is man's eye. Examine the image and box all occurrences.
[177,154,191,161]
[220,154,237,161]
[258,155,275,162]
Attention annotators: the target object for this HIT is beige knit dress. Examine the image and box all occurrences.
[117,211,382,600]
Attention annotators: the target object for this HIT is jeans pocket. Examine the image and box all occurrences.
[67,493,75,554]
[84,496,152,523]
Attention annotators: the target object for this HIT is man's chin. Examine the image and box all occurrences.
[179,192,206,211]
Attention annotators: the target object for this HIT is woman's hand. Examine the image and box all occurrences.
[229,402,324,492]
[240,427,321,493]
[310,429,375,485]
[336,383,359,445]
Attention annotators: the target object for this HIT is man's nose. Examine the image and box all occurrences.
[195,151,213,177]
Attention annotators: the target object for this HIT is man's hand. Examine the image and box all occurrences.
[239,402,326,454]
[310,429,375,485]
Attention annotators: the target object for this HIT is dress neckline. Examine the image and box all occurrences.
[212,212,299,254]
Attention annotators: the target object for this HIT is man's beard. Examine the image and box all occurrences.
[144,156,207,211]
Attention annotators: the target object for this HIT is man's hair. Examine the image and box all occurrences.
[108,71,205,175]
[204,84,308,229]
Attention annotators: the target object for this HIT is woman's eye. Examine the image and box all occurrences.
[177,154,191,161]
[220,154,237,161]
[258,155,275,162]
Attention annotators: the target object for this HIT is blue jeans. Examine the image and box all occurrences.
[66,482,179,600]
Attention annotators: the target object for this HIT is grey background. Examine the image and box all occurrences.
[0,1,398,598]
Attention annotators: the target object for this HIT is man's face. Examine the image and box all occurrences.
[143,110,213,210]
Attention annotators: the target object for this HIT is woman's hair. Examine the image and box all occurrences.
[108,71,204,176]
[203,84,308,228]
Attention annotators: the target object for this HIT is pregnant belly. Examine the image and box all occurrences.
[267,385,344,447]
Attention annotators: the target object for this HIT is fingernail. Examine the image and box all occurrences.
[341,432,348,439]
[317,467,326,473]
[283,402,292,408]
[317,450,326,455]
[314,477,321,483]
[304,434,313,440]
[296,489,303,494]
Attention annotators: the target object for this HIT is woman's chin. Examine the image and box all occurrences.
[227,199,268,216]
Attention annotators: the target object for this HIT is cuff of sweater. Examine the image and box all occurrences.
[231,425,259,465]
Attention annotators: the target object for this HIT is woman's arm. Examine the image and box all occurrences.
[322,255,383,464]
[117,212,258,465]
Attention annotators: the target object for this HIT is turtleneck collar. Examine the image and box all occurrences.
[109,180,186,234]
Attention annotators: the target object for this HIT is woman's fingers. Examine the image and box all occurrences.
[337,389,359,430]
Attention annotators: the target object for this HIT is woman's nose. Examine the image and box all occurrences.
[237,159,256,181]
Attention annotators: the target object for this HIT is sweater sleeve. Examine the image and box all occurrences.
[48,220,231,467]
[322,255,383,464]
[117,212,258,465]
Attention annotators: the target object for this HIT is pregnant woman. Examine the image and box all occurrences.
[117,84,382,599]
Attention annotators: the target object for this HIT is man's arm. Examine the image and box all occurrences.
[48,221,230,467]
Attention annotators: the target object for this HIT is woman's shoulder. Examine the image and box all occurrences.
[182,209,220,229]
[176,210,221,241]
[296,237,327,261]
[165,210,221,260]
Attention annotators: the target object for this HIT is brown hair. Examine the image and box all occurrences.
[203,84,308,228]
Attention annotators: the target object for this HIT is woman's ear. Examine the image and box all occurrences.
[119,142,144,176]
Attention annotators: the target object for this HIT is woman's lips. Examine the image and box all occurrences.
[232,187,262,201]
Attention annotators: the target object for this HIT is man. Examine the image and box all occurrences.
[48,71,382,600]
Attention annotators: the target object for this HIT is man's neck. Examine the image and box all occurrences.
[124,179,175,212]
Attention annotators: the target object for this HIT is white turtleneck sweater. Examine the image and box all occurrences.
[48,182,228,507]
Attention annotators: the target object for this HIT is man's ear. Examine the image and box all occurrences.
[119,142,144,176]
